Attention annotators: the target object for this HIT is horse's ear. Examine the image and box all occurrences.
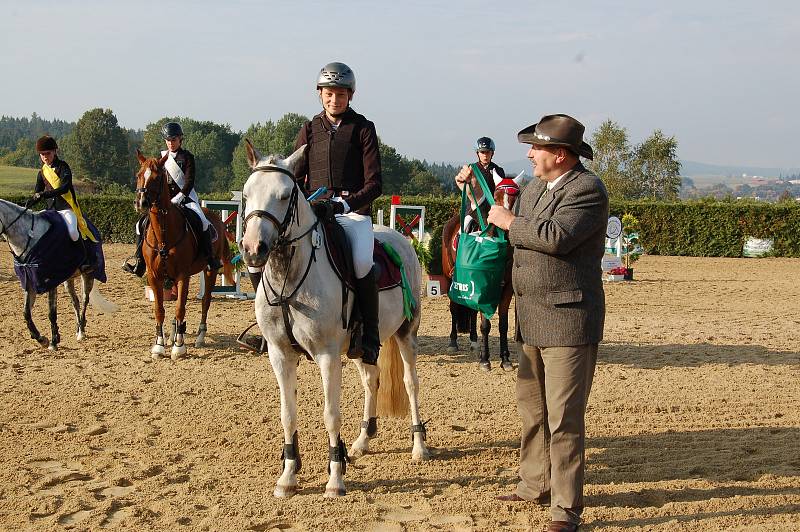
[157,153,169,166]
[492,168,503,186]
[284,144,306,176]
[245,138,262,169]
[136,149,146,164]
[513,170,526,186]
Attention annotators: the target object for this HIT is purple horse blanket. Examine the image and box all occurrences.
[13,210,107,294]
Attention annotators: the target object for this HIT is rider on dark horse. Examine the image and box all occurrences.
[464,136,505,232]
[32,135,97,273]
[123,122,222,276]
[291,61,383,366]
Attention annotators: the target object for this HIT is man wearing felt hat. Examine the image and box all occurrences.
[456,113,608,532]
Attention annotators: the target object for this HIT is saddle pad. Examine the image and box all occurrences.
[13,210,106,294]
[321,221,401,291]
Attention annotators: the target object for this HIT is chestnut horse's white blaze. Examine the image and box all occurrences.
[240,141,430,499]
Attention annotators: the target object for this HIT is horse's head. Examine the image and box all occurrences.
[493,169,527,210]
[135,150,169,213]
[240,140,307,268]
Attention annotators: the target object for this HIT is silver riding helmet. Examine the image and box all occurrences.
[316,62,356,92]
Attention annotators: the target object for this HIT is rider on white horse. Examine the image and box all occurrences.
[123,122,222,276]
[289,61,383,365]
[32,135,97,273]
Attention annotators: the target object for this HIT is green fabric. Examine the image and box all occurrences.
[381,241,415,321]
[447,164,508,318]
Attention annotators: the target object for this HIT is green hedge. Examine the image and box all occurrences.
[610,200,800,257]
[5,192,800,258]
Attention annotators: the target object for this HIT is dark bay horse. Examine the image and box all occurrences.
[442,170,525,371]
[135,151,232,359]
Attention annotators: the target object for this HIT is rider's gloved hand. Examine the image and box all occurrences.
[31,192,42,202]
[310,199,344,219]
[171,192,185,205]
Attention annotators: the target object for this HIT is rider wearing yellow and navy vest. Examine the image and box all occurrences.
[32,135,96,272]
[123,122,222,276]
[292,62,383,365]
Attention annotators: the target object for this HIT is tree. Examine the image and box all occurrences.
[590,119,638,199]
[631,130,681,200]
[141,117,241,192]
[59,108,132,187]
[230,113,308,189]
[0,137,39,168]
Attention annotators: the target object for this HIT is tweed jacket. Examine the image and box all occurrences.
[508,162,608,347]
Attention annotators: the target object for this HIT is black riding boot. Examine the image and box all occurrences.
[122,231,145,277]
[202,229,223,271]
[248,270,262,292]
[354,267,381,365]
[79,238,96,274]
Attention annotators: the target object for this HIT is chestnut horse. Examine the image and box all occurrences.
[442,169,525,371]
[135,151,232,359]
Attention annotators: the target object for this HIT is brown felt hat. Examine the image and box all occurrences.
[517,114,593,160]
[36,135,58,153]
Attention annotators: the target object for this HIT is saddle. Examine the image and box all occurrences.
[13,210,106,294]
[319,219,402,333]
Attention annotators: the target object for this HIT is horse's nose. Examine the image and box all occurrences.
[257,241,268,256]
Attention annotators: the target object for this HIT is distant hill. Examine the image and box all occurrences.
[493,158,800,187]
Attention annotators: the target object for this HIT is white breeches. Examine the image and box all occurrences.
[58,209,79,241]
[336,212,375,279]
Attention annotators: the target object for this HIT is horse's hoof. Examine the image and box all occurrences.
[323,487,347,498]
[469,342,479,351]
[36,337,49,348]
[171,344,186,360]
[194,338,205,348]
[501,360,513,372]
[48,344,58,352]
[479,361,491,372]
[412,448,433,461]
[151,344,165,358]
[273,484,298,498]
[446,346,459,354]
[76,331,86,341]
[348,445,367,460]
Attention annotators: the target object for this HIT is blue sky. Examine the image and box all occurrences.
[2,0,798,169]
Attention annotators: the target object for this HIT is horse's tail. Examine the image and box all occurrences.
[376,335,409,418]
[89,284,119,314]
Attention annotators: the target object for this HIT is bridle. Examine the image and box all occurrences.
[243,165,308,248]
[137,161,187,259]
[1,201,35,259]
[244,164,321,358]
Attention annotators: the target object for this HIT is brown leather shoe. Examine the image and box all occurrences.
[542,521,578,532]
[496,493,550,505]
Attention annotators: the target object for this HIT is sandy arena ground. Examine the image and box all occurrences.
[0,244,799,531]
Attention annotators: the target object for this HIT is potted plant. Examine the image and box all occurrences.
[620,213,642,280]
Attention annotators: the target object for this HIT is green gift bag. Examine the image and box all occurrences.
[448,164,508,318]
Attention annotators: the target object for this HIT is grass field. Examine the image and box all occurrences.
[0,165,38,193]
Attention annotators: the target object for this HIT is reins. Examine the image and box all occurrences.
[140,162,189,262]
[1,201,36,260]
[247,164,320,359]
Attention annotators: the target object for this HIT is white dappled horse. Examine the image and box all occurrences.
[0,199,117,350]
[240,141,430,498]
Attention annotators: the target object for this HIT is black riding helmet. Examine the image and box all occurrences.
[475,137,495,152]
[161,122,184,139]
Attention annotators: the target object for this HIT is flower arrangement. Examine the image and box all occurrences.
[609,266,628,276]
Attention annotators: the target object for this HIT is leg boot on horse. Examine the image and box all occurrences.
[352,267,381,365]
